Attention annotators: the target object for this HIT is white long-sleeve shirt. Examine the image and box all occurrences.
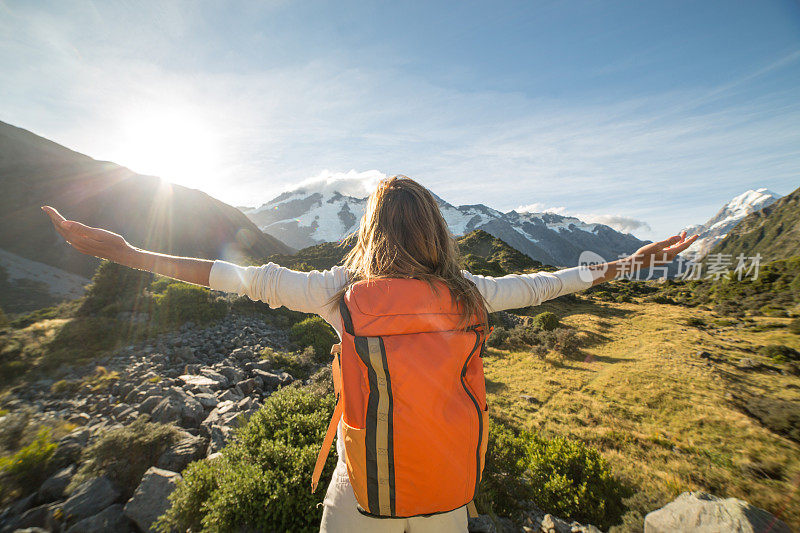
[207,260,594,473]
[208,261,594,337]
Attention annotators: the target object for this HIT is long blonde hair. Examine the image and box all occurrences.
[331,175,486,328]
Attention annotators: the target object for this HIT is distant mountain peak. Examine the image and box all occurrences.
[242,172,644,267]
[683,188,782,259]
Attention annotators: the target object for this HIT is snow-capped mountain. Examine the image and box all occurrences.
[682,188,782,259]
[242,172,645,267]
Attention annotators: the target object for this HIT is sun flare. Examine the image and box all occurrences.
[115,108,221,191]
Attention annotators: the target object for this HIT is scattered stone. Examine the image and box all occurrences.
[644,491,792,533]
[539,513,572,533]
[67,412,91,426]
[236,378,257,396]
[61,476,120,523]
[218,366,245,384]
[157,435,207,472]
[38,464,75,503]
[178,374,219,389]
[150,396,182,425]
[218,389,243,403]
[199,368,229,389]
[65,504,135,533]
[737,358,761,370]
[123,467,182,533]
[138,395,164,414]
[13,503,61,532]
[468,514,496,533]
[207,424,234,454]
[194,392,218,409]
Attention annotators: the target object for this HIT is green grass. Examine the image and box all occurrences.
[483,299,800,531]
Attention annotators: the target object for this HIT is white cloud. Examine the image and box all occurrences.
[516,204,651,234]
[289,169,387,199]
[575,213,652,234]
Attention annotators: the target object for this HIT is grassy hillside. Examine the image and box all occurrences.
[0,120,292,278]
[710,185,800,262]
[267,229,557,275]
[484,297,800,531]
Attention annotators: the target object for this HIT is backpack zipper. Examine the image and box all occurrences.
[460,328,484,501]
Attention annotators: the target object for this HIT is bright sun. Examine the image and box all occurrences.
[116,108,221,191]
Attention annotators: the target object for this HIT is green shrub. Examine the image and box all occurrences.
[153,283,227,327]
[759,305,788,317]
[531,312,560,331]
[477,422,629,529]
[290,316,338,361]
[70,416,180,499]
[486,326,509,348]
[759,344,800,363]
[78,260,154,316]
[51,379,82,396]
[0,427,57,501]
[525,433,629,529]
[157,386,336,533]
[490,325,581,358]
[477,422,537,519]
[685,317,706,328]
[261,347,316,380]
[789,319,800,335]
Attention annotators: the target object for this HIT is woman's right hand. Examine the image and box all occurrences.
[41,205,132,263]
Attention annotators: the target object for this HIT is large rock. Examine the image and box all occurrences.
[123,467,182,532]
[178,374,219,389]
[13,503,62,532]
[199,368,229,389]
[149,396,182,424]
[157,435,207,472]
[37,464,75,503]
[61,476,120,524]
[65,504,135,533]
[52,428,91,466]
[644,491,792,533]
[206,424,234,454]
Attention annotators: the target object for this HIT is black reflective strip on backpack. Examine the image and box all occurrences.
[354,335,395,516]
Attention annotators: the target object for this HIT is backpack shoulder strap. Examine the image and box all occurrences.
[311,343,343,493]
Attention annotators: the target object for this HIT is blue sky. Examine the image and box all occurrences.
[1,0,799,239]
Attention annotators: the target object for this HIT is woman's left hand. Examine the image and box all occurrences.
[629,230,699,269]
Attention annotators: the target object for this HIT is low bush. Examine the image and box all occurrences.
[70,416,180,499]
[261,346,317,380]
[0,427,57,502]
[157,386,337,533]
[489,324,581,358]
[525,433,630,529]
[152,283,228,327]
[685,317,706,328]
[477,421,629,529]
[759,344,800,363]
[477,422,537,519]
[531,312,560,331]
[789,319,800,335]
[486,326,509,348]
[290,316,338,361]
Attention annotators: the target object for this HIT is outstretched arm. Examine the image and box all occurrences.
[586,231,698,286]
[42,205,213,286]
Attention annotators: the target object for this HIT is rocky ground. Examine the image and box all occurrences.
[0,314,307,532]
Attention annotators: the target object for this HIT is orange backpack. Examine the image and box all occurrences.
[311,278,489,518]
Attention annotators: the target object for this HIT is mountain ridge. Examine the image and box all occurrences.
[0,120,293,278]
[709,185,800,263]
[683,188,781,259]
[243,180,646,267]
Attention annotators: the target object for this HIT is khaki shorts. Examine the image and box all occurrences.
[319,463,468,533]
